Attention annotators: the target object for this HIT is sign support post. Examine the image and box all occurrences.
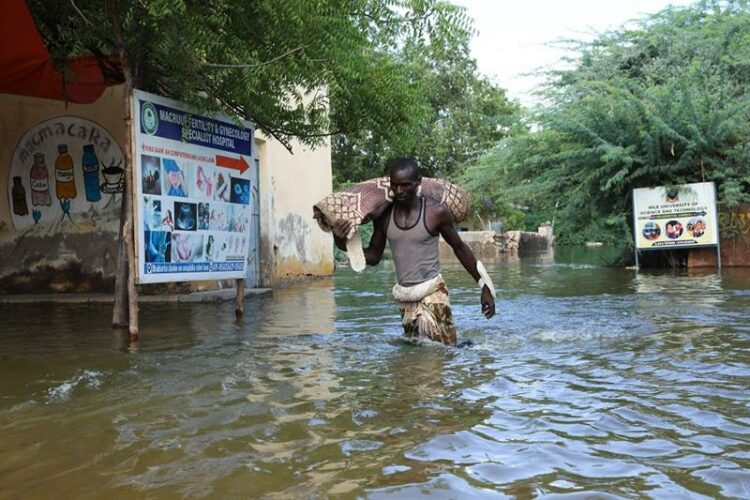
[715,200,722,272]
[235,278,245,317]
[632,195,639,270]
[124,88,139,340]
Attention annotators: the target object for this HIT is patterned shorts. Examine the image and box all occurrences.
[397,281,457,346]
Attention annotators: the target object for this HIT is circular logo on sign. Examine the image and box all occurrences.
[141,102,159,135]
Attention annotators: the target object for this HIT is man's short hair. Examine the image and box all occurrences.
[388,157,421,180]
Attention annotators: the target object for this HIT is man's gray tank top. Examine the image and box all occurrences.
[387,198,440,286]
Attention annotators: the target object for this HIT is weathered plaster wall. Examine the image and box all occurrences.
[256,134,334,286]
[688,204,750,267]
[439,231,503,260]
[0,88,126,292]
[439,229,553,261]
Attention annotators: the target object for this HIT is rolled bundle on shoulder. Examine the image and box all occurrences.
[313,177,469,271]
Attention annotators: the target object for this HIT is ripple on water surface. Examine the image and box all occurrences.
[1,251,749,498]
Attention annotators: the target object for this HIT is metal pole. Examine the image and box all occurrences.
[549,199,559,252]
[632,191,639,270]
[716,244,722,271]
[551,199,559,235]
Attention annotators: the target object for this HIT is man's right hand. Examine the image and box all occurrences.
[332,219,353,240]
[481,286,495,319]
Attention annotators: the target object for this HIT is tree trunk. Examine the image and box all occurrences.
[112,193,128,328]
[108,0,139,338]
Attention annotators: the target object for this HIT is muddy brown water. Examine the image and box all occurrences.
[1,248,749,498]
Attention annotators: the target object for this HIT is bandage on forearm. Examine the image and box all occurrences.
[476,261,496,300]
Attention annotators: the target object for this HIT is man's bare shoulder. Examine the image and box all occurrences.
[370,203,392,223]
[424,197,453,221]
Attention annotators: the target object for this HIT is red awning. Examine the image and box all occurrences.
[0,0,120,103]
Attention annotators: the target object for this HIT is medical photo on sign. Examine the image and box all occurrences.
[642,221,661,241]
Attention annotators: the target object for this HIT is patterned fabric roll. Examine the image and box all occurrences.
[313,177,470,271]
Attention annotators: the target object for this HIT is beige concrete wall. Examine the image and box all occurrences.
[256,133,334,285]
[0,88,127,292]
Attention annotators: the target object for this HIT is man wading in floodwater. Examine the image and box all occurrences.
[332,157,496,346]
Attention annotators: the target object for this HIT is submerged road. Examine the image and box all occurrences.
[1,248,749,498]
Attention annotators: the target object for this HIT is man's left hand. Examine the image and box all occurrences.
[481,286,495,319]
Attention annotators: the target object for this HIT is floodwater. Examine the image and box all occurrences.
[1,248,749,499]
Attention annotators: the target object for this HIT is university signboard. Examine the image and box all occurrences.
[132,90,255,283]
[632,182,719,250]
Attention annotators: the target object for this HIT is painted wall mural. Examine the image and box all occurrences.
[7,116,125,231]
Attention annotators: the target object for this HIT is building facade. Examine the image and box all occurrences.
[0,87,333,293]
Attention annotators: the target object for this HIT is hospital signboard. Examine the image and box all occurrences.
[133,90,254,283]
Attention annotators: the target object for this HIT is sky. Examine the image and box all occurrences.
[451,0,697,106]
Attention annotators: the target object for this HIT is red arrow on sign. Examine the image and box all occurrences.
[216,154,250,174]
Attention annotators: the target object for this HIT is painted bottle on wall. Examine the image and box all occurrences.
[55,144,77,199]
[30,152,52,206]
[12,177,29,216]
[82,144,101,202]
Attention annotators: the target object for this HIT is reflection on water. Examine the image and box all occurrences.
[1,248,749,498]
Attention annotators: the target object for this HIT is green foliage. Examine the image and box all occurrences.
[332,2,524,184]
[462,0,750,244]
[458,141,527,230]
[27,0,482,152]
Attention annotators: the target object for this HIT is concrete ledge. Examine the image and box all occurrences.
[440,230,553,259]
[0,287,271,304]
